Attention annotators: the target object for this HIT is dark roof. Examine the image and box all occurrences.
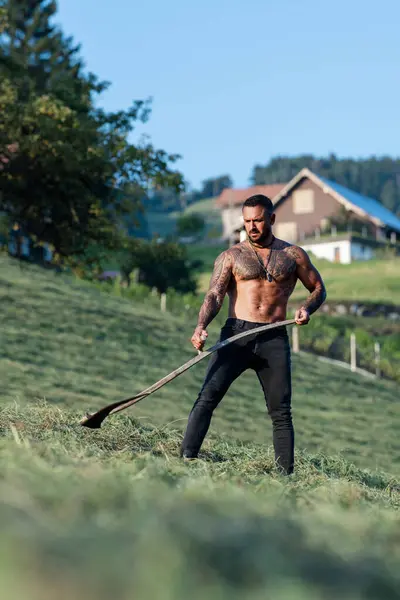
[318,175,400,232]
[273,168,400,233]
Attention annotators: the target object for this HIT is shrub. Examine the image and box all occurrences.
[119,239,198,294]
[176,213,205,237]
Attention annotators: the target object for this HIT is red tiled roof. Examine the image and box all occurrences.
[216,183,287,208]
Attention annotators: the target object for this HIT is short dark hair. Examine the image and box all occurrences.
[242,194,274,214]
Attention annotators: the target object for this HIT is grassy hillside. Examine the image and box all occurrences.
[187,241,227,272]
[0,255,398,476]
[1,256,399,599]
[146,196,222,240]
[291,256,400,304]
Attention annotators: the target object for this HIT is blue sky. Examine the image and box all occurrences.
[57,0,399,190]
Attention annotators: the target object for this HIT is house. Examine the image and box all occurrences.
[218,168,400,263]
[300,232,384,264]
[272,168,400,263]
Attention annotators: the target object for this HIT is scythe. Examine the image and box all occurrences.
[80,318,296,429]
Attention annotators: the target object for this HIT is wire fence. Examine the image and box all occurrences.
[291,327,400,383]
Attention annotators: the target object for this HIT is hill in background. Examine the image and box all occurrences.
[146,196,222,240]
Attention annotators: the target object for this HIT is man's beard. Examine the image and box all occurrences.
[248,229,271,242]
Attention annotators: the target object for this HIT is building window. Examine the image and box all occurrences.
[293,189,315,214]
[275,222,298,242]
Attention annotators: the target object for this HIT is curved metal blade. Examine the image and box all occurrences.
[80,318,296,429]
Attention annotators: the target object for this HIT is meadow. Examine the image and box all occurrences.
[1,256,399,474]
[146,196,223,240]
[0,255,399,599]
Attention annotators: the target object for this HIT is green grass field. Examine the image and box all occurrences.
[1,255,398,473]
[146,196,222,240]
[1,256,399,599]
[1,403,399,600]
[291,256,400,305]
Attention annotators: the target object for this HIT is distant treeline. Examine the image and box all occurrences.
[149,155,400,217]
[147,175,233,213]
[251,155,400,216]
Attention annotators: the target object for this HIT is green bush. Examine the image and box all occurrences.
[382,333,400,355]
[119,239,198,294]
[176,213,205,237]
[295,316,400,383]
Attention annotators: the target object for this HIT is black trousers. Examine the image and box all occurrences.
[180,318,294,474]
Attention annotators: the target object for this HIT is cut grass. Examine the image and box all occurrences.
[1,256,400,599]
[0,403,399,600]
[0,255,398,476]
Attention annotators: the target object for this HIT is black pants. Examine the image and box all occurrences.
[180,318,294,474]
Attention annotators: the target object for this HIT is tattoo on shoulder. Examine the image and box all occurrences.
[210,252,232,295]
[197,252,232,328]
[286,245,305,262]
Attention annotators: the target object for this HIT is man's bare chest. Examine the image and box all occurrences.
[232,247,297,283]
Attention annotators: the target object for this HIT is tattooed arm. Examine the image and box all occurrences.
[292,247,327,325]
[191,251,233,350]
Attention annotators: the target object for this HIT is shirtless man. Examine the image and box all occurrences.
[180,194,327,474]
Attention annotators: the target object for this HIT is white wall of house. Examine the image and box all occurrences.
[300,239,375,264]
[301,240,352,264]
[221,207,243,239]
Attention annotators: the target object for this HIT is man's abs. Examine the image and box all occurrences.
[227,241,298,323]
[227,279,295,323]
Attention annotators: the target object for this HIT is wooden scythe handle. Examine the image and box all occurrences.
[80,318,296,429]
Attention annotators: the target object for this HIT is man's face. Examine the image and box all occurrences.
[242,205,275,244]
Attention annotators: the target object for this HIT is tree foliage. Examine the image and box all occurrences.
[119,239,198,294]
[0,1,183,272]
[176,213,205,237]
[199,175,233,199]
[251,154,400,216]
[146,174,233,214]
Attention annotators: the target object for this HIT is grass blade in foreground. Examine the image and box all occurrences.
[80,319,296,429]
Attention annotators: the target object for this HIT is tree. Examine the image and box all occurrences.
[200,175,233,199]
[119,239,197,294]
[1,0,93,109]
[176,213,205,238]
[146,186,181,213]
[0,2,183,272]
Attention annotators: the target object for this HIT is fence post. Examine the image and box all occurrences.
[350,333,357,372]
[160,293,167,312]
[374,342,381,378]
[292,326,299,353]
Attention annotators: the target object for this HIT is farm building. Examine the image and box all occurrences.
[216,168,400,263]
